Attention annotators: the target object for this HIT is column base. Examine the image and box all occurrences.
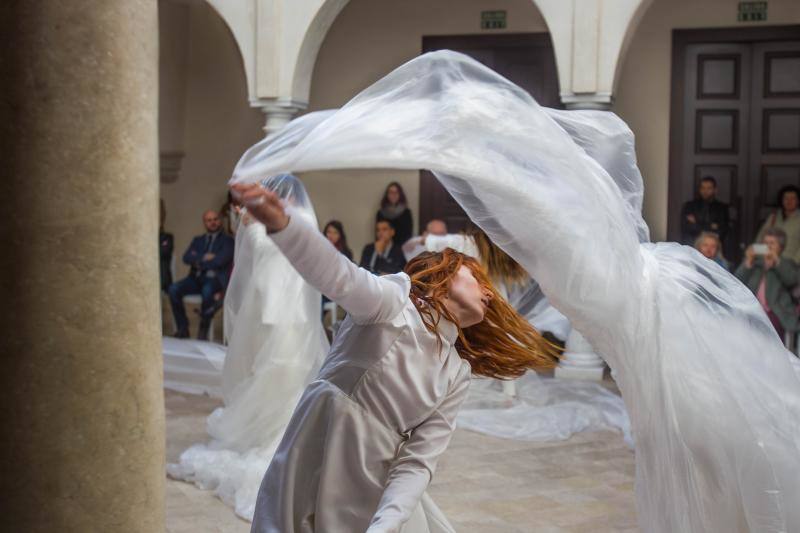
[555,365,605,381]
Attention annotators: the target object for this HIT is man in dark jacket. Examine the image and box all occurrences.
[681,176,730,245]
[168,209,234,339]
[359,219,406,275]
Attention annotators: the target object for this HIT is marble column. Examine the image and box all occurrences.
[555,329,607,381]
[0,2,164,532]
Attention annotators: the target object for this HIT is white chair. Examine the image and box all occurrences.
[182,294,216,343]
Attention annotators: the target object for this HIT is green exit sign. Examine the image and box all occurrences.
[481,10,506,30]
[738,1,767,22]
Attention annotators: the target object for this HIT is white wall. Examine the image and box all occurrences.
[304,0,549,254]
[614,0,800,241]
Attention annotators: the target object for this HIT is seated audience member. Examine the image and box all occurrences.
[694,231,729,271]
[735,228,799,339]
[680,176,730,245]
[402,218,448,260]
[159,199,174,292]
[376,181,413,246]
[322,220,353,310]
[323,220,353,261]
[168,209,234,340]
[359,219,406,275]
[756,185,800,263]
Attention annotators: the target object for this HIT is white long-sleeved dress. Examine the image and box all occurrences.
[250,212,471,533]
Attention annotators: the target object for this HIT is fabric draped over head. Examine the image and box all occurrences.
[258,173,318,227]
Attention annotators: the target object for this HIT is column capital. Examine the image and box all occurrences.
[252,98,307,136]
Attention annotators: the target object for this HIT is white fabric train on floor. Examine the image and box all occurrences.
[231,51,800,533]
[458,372,632,447]
[162,337,226,398]
[168,174,329,521]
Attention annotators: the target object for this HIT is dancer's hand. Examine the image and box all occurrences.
[230,183,289,232]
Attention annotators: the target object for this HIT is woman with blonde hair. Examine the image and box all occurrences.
[694,231,729,270]
[233,182,559,533]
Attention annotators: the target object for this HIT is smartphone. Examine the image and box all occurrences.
[753,244,769,255]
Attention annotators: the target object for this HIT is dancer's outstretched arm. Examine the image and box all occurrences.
[233,184,406,324]
[368,364,470,533]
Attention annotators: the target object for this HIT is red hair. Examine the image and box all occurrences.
[404,249,560,379]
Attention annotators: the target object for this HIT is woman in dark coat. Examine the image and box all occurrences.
[376,181,413,246]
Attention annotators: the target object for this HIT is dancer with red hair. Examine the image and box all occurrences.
[233,183,559,533]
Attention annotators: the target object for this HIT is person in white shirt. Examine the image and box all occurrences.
[232,182,559,533]
[402,219,448,261]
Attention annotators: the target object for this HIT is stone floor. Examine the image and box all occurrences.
[165,389,638,533]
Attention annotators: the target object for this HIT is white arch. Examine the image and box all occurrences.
[205,0,655,118]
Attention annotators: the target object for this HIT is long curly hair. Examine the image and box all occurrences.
[405,249,561,379]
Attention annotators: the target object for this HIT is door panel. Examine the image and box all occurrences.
[681,43,751,259]
[750,41,800,232]
[670,29,800,265]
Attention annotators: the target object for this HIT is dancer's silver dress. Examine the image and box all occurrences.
[234,51,800,532]
[252,213,465,532]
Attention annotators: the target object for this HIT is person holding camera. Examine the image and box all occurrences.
[756,185,800,263]
[735,227,799,338]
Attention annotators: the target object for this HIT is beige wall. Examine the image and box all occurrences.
[304,0,549,255]
[158,1,189,152]
[159,0,263,277]
[614,0,800,241]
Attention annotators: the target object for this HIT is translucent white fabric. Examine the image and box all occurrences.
[231,51,800,532]
[457,372,632,447]
[168,175,329,521]
[162,337,225,398]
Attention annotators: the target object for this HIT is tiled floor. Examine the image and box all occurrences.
[165,389,638,533]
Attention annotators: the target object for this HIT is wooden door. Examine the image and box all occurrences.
[669,27,800,263]
[750,41,800,232]
[677,42,752,259]
[419,33,560,232]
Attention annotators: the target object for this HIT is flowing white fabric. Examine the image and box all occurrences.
[231,51,800,532]
[457,372,632,447]
[162,337,226,398]
[168,175,329,521]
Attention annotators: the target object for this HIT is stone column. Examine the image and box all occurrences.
[555,329,607,381]
[0,2,164,532]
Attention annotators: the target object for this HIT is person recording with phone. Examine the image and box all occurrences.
[736,227,799,339]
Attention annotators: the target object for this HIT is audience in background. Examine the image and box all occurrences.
[359,219,406,275]
[220,191,242,236]
[756,185,800,263]
[159,199,174,293]
[323,220,353,261]
[736,227,799,339]
[402,218,448,260]
[695,231,729,271]
[680,176,729,245]
[376,181,413,246]
[168,209,234,340]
